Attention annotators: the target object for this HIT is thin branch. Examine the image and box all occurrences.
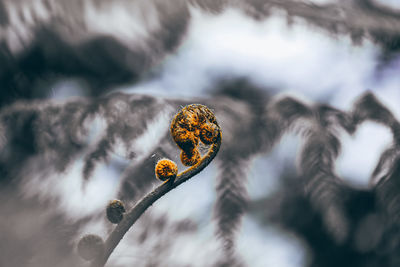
[261,0,400,34]
[90,128,221,267]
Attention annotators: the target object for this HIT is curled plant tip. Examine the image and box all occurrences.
[200,123,219,145]
[180,148,201,166]
[106,200,126,224]
[171,104,217,143]
[77,234,105,261]
[90,104,221,267]
[155,159,178,182]
[171,104,220,167]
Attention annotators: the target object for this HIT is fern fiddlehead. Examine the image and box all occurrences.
[77,104,221,267]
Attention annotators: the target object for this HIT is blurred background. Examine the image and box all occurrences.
[1,0,400,266]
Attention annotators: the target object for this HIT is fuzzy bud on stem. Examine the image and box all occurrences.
[77,234,105,261]
[106,200,126,224]
[155,159,178,182]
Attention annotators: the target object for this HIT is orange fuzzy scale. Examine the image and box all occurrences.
[171,127,199,150]
[180,148,201,166]
[155,159,178,182]
[173,105,211,130]
[200,123,219,145]
[183,111,200,130]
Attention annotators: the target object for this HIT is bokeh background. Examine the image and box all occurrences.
[1,0,400,266]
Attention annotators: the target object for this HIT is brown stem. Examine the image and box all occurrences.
[90,132,221,267]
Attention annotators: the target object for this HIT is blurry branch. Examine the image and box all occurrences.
[265,91,400,243]
[209,81,269,267]
[77,104,222,267]
[214,156,249,266]
[266,92,400,180]
[270,0,399,30]
[1,0,400,107]
[352,92,400,185]
[266,96,352,242]
[246,0,400,52]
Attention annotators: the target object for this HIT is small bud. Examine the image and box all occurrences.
[155,159,178,182]
[77,234,105,261]
[180,148,201,166]
[200,123,219,145]
[106,200,126,224]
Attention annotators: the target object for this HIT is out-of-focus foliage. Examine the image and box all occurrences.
[1,0,400,267]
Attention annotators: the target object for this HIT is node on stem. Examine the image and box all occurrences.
[155,159,178,182]
[106,200,126,224]
[77,234,105,261]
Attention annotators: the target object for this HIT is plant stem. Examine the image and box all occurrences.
[90,133,221,267]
